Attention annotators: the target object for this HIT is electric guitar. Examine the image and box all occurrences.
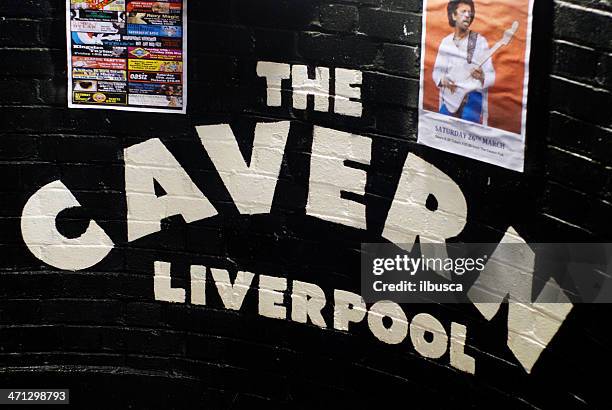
[441,21,519,115]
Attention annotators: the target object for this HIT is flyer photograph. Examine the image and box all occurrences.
[66,0,187,113]
[418,0,534,172]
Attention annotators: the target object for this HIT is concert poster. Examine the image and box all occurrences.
[66,0,187,114]
[418,0,534,172]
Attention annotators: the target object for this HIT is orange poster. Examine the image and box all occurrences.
[418,0,533,172]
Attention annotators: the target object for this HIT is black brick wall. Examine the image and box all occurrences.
[0,1,611,408]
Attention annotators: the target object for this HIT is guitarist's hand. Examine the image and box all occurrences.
[471,68,485,85]
[441,78,457,94]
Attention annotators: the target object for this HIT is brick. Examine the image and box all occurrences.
[549,76,612,128]
[553,41,601,86]
[0,50,64,77]
[0,0,59,18]
[380,43,420,77]
[554,3,612,51]
[373,106,418,138]
[359,8,421,44]
[381,0,422,13]
[234,0,319,30]
[190,23,254,56]
[0,19,40,46]
[253,28,298,60]
[320,4,359,32]
[363,72,419,108]
[0,78,41,104]
[298,32,379,67]
[548,112,612,164]
[545,146,611,200]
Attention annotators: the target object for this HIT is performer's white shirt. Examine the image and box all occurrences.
[432,32,496,125]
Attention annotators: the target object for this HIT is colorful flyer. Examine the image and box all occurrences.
[128,82,182,95]
[127,59,182,72]
[127,1,182,14]
[72,44,128,58]
[127,13,181,25]
[128,47,182,60]
[70,0,126,12]
[128,71,181,84]
[71,20,125,34]
[67,0,187,114]
[72,68,127,81]
[417,0,534,172]
[71,9,125,21]
[72,56,127,69]
[128,94,183,107]
[73,91,128,104]
[73,79,128,92]
[126,24,182,37]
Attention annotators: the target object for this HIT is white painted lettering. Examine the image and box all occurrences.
[307,126,371,229]
[21,180,114,271]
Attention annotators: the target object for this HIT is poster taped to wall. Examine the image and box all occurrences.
[418,0,534,172]
[67,0,187,114]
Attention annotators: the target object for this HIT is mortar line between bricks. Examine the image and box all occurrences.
[0,104,65,108]
[549,145,602,163]
[541,213,594,233]
[0,365,283,401]
[0,323,361,357]
[0,347,486,386]
[550,110,612,133]
[0,362,255,397]
[546,180,612,207]
[514,396,545,410]
[553,39,596,51]
[0,364,229,380]
[0,322,346,340]
[550,74,610,93]
[1,17,51,22]
[568,393,588,405]
[0,47,57,51]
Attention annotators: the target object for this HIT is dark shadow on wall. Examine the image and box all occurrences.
[524,0,555,176]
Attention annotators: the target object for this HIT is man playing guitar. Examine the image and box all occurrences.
[433,0,496,125]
